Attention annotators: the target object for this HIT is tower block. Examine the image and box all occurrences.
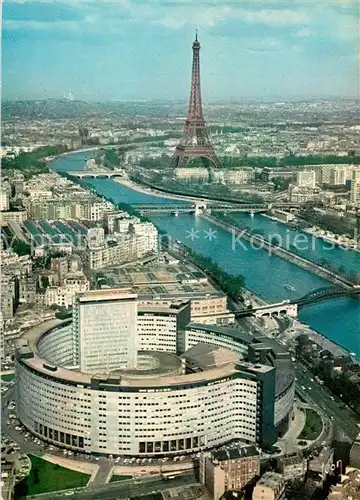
[170,33,221,170]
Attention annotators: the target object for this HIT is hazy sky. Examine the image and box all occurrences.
[2,0,359,101]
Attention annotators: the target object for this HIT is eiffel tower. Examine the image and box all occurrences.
[170,32,221,170]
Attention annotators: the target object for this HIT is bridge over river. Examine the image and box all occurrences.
[71,170,125,179]
[234,286,360,318]
[133,201,301,215]
[135,203,269,214]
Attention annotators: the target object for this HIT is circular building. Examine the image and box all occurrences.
[15,291,294,457]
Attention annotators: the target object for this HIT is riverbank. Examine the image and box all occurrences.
[113,177,196,203]
[303,227,360,254]
[201,212,355,289]
[119,175,360,259]
[291,318,357,359]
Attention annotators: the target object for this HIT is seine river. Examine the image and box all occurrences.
[52,151,360,357]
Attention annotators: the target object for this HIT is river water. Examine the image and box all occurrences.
[52,151,360,357]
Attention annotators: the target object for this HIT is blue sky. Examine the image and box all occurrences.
[2,0,359,101]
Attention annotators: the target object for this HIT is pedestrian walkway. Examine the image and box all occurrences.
[283,403,306,441]
[90,459,114,486]
[277,402,306,455]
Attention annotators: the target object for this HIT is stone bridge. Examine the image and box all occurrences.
[235,286,360,320]
[71,170,125,179]
[253,301,298,318]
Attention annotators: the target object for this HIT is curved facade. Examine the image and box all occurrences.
[15,314,294,457]
[184,324,295,427]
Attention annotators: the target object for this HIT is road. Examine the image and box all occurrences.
[294,363,358,441]
[90,459,113,486]
[1,387,51,458]
[50,474,197,500]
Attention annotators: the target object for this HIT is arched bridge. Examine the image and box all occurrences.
[235,301,298,319]
[71,170,125,179]
[234,286,360,319]
[293,286,360,308]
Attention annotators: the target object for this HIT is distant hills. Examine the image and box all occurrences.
[1,99,185,120]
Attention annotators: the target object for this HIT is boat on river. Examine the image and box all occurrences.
[284,284,296,292]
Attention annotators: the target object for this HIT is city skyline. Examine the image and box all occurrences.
[2,0,359,101]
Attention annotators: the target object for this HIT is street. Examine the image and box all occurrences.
[294,363,358,441]
[48,474,197,500]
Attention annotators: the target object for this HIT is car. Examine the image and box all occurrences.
[310,378,314,382]
[301,385,306,390]
[331,416,334,420]
[331,396,335,401]
[308,386,312,390]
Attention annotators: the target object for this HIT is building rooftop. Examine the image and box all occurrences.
[137,300,190,315]
[328,467,360,499]
[256,472,284,489]
[17,320,269,389]
[278,453,305,466]
[187,323,294,396]
[96,261,225,300]
[75,288,137,302]
[212,444,259,462]
[110,351,183,378]
[182,343,241,371]
[187,322,254,345]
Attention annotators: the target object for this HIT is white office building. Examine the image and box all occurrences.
[350,169,360,206]
[137,301,190,353]
[14,295,294,458]
[44,272,90,309]
[72,289,138,373]
[132,222,158,255]
[296,170,316,189]
[0,189,10,211]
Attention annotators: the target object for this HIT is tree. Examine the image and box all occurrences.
[12,240,31,256]
[104,148,119,168]
[184,246,245,300]
[40,276,50,289]
[272,177,291,191]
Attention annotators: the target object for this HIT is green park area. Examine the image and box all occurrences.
[110,474,132,482]
[298,409,323,441]
[14,455,90,498]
